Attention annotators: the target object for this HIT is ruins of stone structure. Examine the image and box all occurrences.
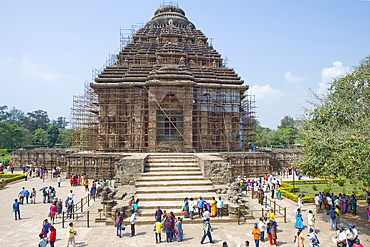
[71,4,256,153]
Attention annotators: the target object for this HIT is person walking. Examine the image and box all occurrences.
[38,233,49,247]
[49,226,56,247]
[57,176,61,187]
[307,228,319,243]
[353,239,364,247]
[130,210,136,237]
[115,211,124,238]
[25,190,30,204]
[155,206,163,222]
[346,225,357,247]
[41,219,52,238]
[252,223,261,247]
[200,219,213,244]
[49,203,57,224]
[308,238,319,247]
[267,220,277,245]
[18,187,26,204]
[294,228,304,247]
[295,208,304,229]
[307,210,315,231]
[336,226,347,247]
[154,217,163,244]
[12,199,21,220]
[67,222,76,247]
[189,198,195,219]
[31,188,36,204]
[197,196,204,217]
[258,218,266,242]
[175,217,183,242]
[314,194,320,213]
[298,195,303,209]
[327,207,339,231]
[182,197,190,218]
[216,196,224,217]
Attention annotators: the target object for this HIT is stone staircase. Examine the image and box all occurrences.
[123,153,237,225]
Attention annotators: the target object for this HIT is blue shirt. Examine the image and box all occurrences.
[13,202,21,211]
[327,209,339,219]
[197,198,204,208]
[25,191,30,197]
[19,189,26,197]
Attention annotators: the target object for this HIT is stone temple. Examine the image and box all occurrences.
[85,4,254,153]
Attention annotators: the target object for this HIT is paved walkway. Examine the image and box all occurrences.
[1,174,370,246]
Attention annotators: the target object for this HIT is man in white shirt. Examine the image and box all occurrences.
[130,210,136,237]
[216,196,224,217]
[346,225,356,247]
[18,187,27,204]
[67,190,75,203]
[327,196,333,211]
[314,194,320,213]
[189,198,195,219]
[258,218,266,242]
[336,227,347,247]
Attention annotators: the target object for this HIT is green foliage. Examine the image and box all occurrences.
[299,54,370,188]
[0,105,9,122]
[338,179,345,186]
[312,185,317,191]
[3,174,25,183]
[278,115,296,130]
[47,125,60,147]
[323,187,331,194]
[33,128,48,144]
[0,122,23,148]
[20,127,33,145]
[24,109,50,133]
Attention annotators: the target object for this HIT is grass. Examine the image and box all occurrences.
[296,181,362,197]
[1,154,12,162]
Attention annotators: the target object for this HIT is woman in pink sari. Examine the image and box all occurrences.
[78,175,82,186]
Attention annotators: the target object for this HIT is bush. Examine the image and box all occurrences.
[312,185,317,191]
[3,174,25,183]
[337,179,345,186]
[323,187,331,194]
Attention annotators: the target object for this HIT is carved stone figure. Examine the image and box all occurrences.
[156,55,162,65]
[123,58,128,67]
[180,57,185,66]
[213,60,216,67]
[190,60,195,66]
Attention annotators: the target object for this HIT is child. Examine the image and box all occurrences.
[353,239,364,247]
[38,233,49,247]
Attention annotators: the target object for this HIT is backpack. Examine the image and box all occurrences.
[115,216,120,227]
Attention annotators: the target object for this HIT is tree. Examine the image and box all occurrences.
[0,122,23,148]
[47,125,60,147]
[51,116,68,129]
[7,107,26,126]
[33,128,48,144]
[277,115,295,130]
[299,54,370,187]
[270,129,284,145]
[0,105,9,122]
[20,127,33,146]
[282,125,298,144]
[24,109,50,133]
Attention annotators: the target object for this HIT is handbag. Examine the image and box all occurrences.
[182,211,187,216]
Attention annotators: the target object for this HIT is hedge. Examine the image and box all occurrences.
[283,178,345,185]
[0,172,4,174]
[1,174,25,183]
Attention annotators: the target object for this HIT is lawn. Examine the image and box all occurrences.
[1,154,12,162]
[296,181,363,197]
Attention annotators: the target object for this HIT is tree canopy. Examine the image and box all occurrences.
[299,54,370,188]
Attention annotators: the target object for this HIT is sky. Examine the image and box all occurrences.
[1,0,370,129]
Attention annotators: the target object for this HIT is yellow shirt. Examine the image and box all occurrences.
[154,222,163,233]
[268,212,275,221]
[335,208,341,219]
[68,226,75,238]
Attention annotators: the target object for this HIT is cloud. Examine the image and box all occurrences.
[318,61,349,94]
[248,84,285,102]
[21,55,64,82]
[284,71,306,83]
[0,56,15,66]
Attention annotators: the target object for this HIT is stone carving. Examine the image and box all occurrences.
[213,60,216,67]
[180,57,185,66]
[156,55,162,65]
[168,19,173,26]
[190,60,195,66]
[123,58,128,67]
[156,37,160,43]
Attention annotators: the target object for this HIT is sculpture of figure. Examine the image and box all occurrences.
[213,60,216,67]
[123,58,128,66]
[180,57,185,66]
[157,55,162,65]
[138,37,142,43]
[168,19,173,26]
[156,37,160,43]
[190,60,195,66]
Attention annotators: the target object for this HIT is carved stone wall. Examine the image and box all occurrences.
[114,154,148,185]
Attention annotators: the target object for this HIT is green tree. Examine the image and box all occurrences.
[0,122,23,148]
[270,129,284,145]
[282,125,298,144]
[24,109,50,133]
[0,105,9,122]
[277,115,295,130]
[7,107,26,126]
[20,127,33,146]
[47,125,60,147]
[299,54,370,187]
[57,129,73,146]
[33,128,48,144]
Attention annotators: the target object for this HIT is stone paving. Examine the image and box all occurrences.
[1,173,370,247]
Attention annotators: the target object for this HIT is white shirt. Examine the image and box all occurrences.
[130,213,136,224]
[308,213,315,225]
[67,192,75,200]
[352,228,358,237]
[203,210,210,220]
[258,221,266,231]
[327,197,332,205]
[58,177,61,183]
[314,196,320,205]
[346,229,356,239]
[189,201,195,211]
[337,231,347,241]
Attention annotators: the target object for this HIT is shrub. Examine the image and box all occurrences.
[323,187,331,194]
[3,174,25,183]
[337,179,345,186]
[312,185,317,191]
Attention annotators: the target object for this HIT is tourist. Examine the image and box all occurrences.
[200,219,213,244]
[84,179,89,191]
[222,242,228,247]
[90,183,96,201]
[307,210,315,231]
[182,197,189,218]
[164,218,174,243]
[169,212,176,239]
[49,203,57,224]
[210,197,217,217]
[38,233,49,247]
[31,188,36,204]
[267,220,277,245]
[351,194,357,215]
[252,223,261,247]
[66,198,73,219]
[308,238,319,247]
[189,198,195,219]
[132,199,139,212]
[57,198,63,219]
[276,186,281,200]
[128,196,135,207]
[298,195,303,209]
[197,196,204,217]
[41,219,52,238]
[353,239,364,247]
[307,228,319,242]
[245,240,250,246]
[258,218,266,242]
[203,207,210,220]
[327,194,333,211]
[336,226,347,247]
[42,189,48,203]
[175,217,183,242]
[294,228,304,247]
[294,208,304,229]
[216,196,224,217]
[351,225,358,240]
[154,217,163,244]
[57,176,61,187]
[155,206,163,221]
[67,222,76,247]
[314,194,320,213]
[25,189,29,204]
[115,211,123,238]
[18,187,26,204]
[327,206,339,231]
[367,205,370,223]
[24,170,28,181]
[67,190,75,203]
[271,183,275,199]
[346,225,356,247]
[130,210,136,237]
[12,199,21,220]
[268,209,275,222]
[335,205,341,229]
[49,226,56,247]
